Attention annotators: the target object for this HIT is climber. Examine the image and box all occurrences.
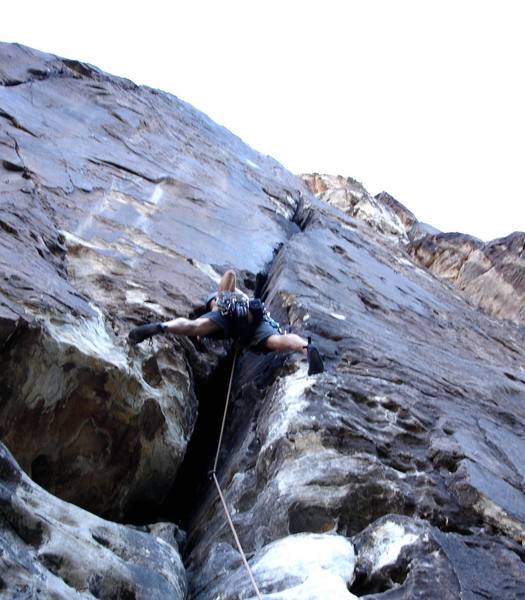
[128,269,324,375]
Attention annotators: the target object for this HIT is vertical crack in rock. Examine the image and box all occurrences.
[160,348,239,530]
[162,262,295,537]
[182,192,525,599]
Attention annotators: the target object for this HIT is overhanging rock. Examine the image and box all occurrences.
[0,441,187,599]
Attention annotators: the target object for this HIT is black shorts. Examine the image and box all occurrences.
[201,310,280,349]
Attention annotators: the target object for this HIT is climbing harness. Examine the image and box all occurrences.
[211,291,283,340]
[209,348,263,600]
[213,291,252,339]
[215,291,250,318]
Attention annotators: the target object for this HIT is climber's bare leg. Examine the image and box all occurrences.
[162,270,236,339]
[163,317,220,337]
[209,269,237,310]
[218,269,236,292]
[129,273,233,344]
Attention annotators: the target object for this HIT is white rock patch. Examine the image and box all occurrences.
[191,259,222,284]
[354,198,407,240]
[261,365,314,454]
[149,184,164,205]
[125,289,166,315]
[363,521,419,572]
[248,533,356,599]
[46,304,126,369]
[125,288,148,304]
[331,312,346,320]
[255,572,357,600]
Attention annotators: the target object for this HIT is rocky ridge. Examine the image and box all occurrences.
[303,175,525,327]
[1,43,525,599]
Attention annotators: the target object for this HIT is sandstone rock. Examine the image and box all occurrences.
[0,441,187,599]
[308,180,525,327]
[408,231,525,326]
[0,41,307,519]
[0,315,196,520]
[350,514,525,598]
[193,533,356,599]
[374,191,441,242]
[185,200,525,598]
[2,42,525,600]
[374,191,418,231]
[301,173,408,239]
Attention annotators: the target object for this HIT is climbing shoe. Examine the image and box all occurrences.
[306,337,324,375]
[128,322,165,345]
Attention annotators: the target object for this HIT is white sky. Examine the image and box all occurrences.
[1,0,524,241]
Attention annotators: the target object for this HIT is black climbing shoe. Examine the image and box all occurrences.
[306,337,324,375]
[128,322,165,345]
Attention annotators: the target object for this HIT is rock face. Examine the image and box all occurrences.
[194,532,356,599]
[0,42,302,520]
[1,42,525,599]
[0,313,198,520]
[304,176,525,327]
[408,231,525,326]
[185,197,525,598]
[0,441,187,598]
[350,514,525,599]
[302,173,408,239]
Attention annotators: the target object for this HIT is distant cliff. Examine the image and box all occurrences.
[303,175,525,326]
[1,43,525,599]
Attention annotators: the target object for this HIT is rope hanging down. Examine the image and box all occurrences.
[209,349,263,600]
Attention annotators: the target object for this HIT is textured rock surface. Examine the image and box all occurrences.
[0,42,303,519]
[185,202,525,596]
[2,42,525,600]
[301,173,408,239]
[0,313,198,520]
[350,514,525,599]
[408,231,525,326]
[0,441,186,599]
[305,175,525,327]
[193,533,356,599]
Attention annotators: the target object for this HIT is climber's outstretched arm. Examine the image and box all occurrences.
[263,332,324,375]
[263,333,308,354]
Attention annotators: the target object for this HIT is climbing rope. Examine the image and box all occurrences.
[209,348,263,600]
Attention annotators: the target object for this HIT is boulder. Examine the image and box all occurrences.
[350,514,525,599]
[193,533,356,599]
[0,315,196,520]
[0,441,187,599]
